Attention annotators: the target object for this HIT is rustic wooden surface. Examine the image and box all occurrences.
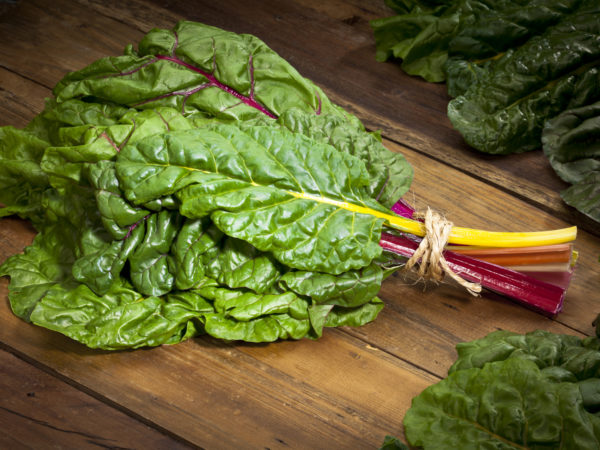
[0,0,598,448]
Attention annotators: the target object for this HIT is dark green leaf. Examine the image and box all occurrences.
[117,124,386,274]
[449,329,600,380]
[380,435,409,450]
[279,263,383,307]
[404,358,600,449]
[128,210,182,296]
[543,100,600,222]
[30,280,210,350]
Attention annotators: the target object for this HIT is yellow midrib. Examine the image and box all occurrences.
[165,163,577,247]
[290,192,577,247]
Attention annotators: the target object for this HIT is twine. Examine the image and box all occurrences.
[404,208,482,296]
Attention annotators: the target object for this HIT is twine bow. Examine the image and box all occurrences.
[404,208,482,296]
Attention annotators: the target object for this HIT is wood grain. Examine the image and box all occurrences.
[0,0,599,448]
[0,349,192,449]
[0,293,432,447]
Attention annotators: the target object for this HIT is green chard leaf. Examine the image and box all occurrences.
[0,20,411,348]
[54,21,332,121]
[279,263,383,308]
[447,0,600,155]
[449,329,600,380]
[0,127,50,223]
[30,280,210,350]
[371,0,599,222]
[396,327,600,449]
[0,223,78,321]
[116,124,387,274]
[276,108,412,208]
[560,173,600,223]
[543,101,600,222]
[404,358,600,449]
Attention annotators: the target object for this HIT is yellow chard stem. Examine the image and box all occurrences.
[289,192,578,248]
[385,214,577,247]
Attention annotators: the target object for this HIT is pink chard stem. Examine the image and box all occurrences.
[383,200,569,315]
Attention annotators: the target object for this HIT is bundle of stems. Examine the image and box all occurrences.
[378,200,577,315]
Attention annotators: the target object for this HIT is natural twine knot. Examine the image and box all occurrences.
[405,208,482,296]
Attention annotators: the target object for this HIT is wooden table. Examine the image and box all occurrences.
[1,1,598,448]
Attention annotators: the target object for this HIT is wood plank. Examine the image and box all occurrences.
[0,0,146,89]
[0,293,431,448]
[0,349,192,449]
[0,1,599,448]
[0,68,49,129]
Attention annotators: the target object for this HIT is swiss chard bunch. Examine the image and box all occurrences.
[371,0,600,223]
[0,21,414,349]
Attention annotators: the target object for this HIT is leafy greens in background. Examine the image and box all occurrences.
[371,0,600,223]
[543,101,600,226]
[0,21,413,349]
[384,315,600,449]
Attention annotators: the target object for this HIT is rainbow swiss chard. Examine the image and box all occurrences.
[0,21,412,349]
[0,20,577,350]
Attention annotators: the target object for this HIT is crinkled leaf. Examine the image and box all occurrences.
[198,285,309,321]
[543,101,600,185]
[30,280,211,350]
[41,106,194,187]
[449,329,600,381]
[444,0,584,97]
[40,183,100,231]
[0,223,77,320]
[23,98,130,145]
[370,1,458,82]
[128,210,182,296]
[54,21,334,121]
[448,0,600,154]
[87,161,150,239]
[170,217,222,290]
[324,297,384,329]
[380,435,409,450]
[404,358,600,449]
[543,100,600,222]
[0,127,50,221]
[204,236,283,294]
[446,1,600,154]
[561,172,600,222]
[203,313,311,342]
[72,223,145,295]
[276,108,412,208]
[116,124,387,274]
[279,263,383,307]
